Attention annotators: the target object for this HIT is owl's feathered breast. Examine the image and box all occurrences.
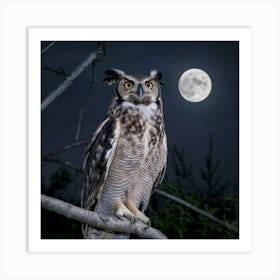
[82,101,167,217]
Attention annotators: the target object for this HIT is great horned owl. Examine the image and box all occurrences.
[81,69,167,239]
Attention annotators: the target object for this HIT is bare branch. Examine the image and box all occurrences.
[41,194,167,239]
[43,140,88,158]
[42,64,69,78]
[41,41,56,54]
[41,43,105,111]
[154,189,238,233]
[42,156,83,172]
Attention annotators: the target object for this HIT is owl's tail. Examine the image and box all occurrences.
[82,224,130,239]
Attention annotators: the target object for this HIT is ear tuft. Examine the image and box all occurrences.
[150,70,163,81]
[102,68,126,85]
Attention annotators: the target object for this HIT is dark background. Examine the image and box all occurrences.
[41,41,239,239]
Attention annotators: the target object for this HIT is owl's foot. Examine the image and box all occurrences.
[135,211,150,226]
[127,198,150,225]
[116,199,135,221]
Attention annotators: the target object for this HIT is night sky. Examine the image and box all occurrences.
[41,41,239,200]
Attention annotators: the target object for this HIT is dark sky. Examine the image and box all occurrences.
[41,41,239,199]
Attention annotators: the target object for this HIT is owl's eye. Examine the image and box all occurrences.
[145,81,153,89]
[124,81,134,89]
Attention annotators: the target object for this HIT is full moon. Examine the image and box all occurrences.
[178,68,212,102]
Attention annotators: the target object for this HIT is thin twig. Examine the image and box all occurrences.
[75,65,96,141]
[41,44,104,111]
[42,63,68,78]
[43,140,88,158]
[42,156,83,172]
[154,189,238,233]
[75,42,106,141]
[41,41,56,54]
[41,194,167,239]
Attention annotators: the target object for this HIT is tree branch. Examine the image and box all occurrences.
[43,140,88,158]
[41,41,56,54]
[41,194,167,239]
[42,156,83,172]
[42,63,69,78]
[41,42,105,111]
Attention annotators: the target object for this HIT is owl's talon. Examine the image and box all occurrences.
[136,218,150,227]
[130,217,136,224]
[116,214,125,221]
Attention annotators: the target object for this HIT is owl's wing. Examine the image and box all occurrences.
[82,117,120,211]
[153,131,168,188]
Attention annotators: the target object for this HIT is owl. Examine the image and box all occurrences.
[81,69,167,239]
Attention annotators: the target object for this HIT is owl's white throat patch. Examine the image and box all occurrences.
[138,103,157,117]
[122,101,157,118]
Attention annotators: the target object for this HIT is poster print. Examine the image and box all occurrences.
[29,28,251,252]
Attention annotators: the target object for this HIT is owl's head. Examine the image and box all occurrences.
[103,69,163,105]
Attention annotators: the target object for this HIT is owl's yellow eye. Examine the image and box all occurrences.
[145,81,153,89]
[124,81,134,89]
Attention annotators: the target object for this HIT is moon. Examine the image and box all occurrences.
[178,68,212,102]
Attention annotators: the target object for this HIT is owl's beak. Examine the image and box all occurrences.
[137,85,143,98]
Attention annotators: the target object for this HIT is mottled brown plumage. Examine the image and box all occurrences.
[81,69,167,239]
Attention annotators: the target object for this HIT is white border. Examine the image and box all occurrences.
[28,27,252,253]
[1,1,279,279]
